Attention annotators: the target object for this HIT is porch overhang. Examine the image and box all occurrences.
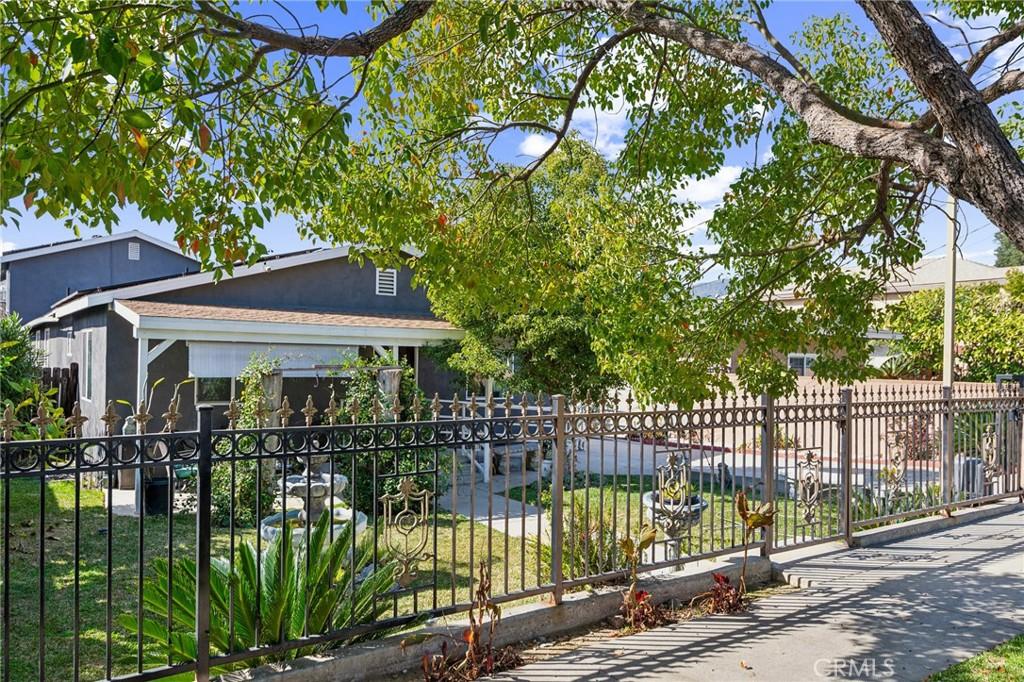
[112,299,463,346]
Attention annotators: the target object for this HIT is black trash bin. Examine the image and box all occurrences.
[144,477,170,515]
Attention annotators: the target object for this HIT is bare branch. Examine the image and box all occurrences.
[963,19,1024,76]
[194,1,433,58]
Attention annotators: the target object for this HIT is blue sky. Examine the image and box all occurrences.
[2,2,1012,268]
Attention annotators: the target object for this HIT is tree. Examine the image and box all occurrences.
[6,1,1024,401]
[424,139,624,397]
[995,232,1024,267]
[885,271,1024,381]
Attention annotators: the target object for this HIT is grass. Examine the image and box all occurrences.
[0,478,537,681]
[927,634,1024,682]
[508,474,840,565]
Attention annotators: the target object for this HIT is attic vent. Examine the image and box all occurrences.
[128,241,141,261]
[375,267,398,296]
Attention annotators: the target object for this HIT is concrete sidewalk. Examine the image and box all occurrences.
[500,506,1024,681]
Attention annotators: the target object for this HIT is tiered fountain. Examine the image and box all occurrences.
[260,462,367,546]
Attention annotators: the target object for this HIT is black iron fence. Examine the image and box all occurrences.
[0,384,1021,681]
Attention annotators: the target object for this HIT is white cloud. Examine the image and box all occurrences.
[681,207,716,235]
[573,96,631,159]
[517,133,555,158]
[673,166,742,205]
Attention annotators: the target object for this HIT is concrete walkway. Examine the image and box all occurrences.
[500,506,1024,681]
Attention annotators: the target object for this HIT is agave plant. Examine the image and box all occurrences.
[122,512,402,671]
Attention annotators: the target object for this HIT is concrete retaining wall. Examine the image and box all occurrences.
[219,556,772,681]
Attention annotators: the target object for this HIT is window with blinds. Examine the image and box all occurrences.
[375,267,398,296]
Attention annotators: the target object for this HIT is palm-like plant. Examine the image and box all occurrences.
[122,513,401,671]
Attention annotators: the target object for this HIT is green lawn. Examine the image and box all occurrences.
[0,478,537,681]
[928,634,1024,682]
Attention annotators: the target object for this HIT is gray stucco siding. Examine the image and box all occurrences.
[7,239,196,322]
[145,257,433,317]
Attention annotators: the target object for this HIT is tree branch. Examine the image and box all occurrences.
[586,1,965,189]
[513,27,641,181]
[194,1,433,58]
[962,18,1024,77]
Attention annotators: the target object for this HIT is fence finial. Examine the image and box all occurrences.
[0,405,20,441]
[327,394,338,426]
[276,395,294,425]
[162,396,181,433]
[302,395,318,427]
[224,400,241,429]
[349,396,361,424]
[391,394,403,421]
[67,401,88,438]
[134,401,152,435]
[432,393,441,420]
[100,401,120,437]
[255,396,271,428]
[371,394,383,422]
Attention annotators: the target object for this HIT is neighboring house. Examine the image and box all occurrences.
[27,244,462,434]
[692,256,1016,376]
[1,230,198,322]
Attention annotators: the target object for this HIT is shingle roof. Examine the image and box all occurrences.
[117,299,457,331]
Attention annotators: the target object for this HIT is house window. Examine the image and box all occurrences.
[788,353,816,376]
[375,267,398,296]
[196,377,234,403]
[82,331,93,401]
[128,241,141,261]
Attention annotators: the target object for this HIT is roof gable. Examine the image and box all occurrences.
[1,229,190,264]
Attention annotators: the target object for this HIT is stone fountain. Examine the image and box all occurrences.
[641,451,707,564]
[260,462,367,546]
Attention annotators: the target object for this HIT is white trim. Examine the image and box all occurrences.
[375,267,398,296]
[81,330,94,402]
[787,352,817,376]
[146,338,175,364]
[1,230,185,264]
[114,300,461,347]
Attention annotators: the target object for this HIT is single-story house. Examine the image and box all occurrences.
[27,244,462,434]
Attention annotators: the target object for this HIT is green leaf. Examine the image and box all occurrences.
[477,13,491,43]
[138,67,163,94]
[69,36,90,64]
[96,28,128,77]
[123,108,156,128]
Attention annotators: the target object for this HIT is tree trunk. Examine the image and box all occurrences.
[858,1,1024,251]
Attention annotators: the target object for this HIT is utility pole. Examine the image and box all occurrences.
[942,194,958,386]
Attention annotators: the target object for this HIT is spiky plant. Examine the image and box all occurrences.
[122,513,401,672]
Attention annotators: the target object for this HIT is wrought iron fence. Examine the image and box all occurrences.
[0,384,1021,681]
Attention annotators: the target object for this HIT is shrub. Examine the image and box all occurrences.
[338,355,449,513]
[121,514,406,672]
[532,499,625,585]
[885,414,939,461]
